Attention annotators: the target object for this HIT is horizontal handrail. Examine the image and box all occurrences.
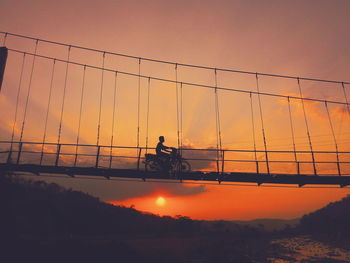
[1,141,349,154]
[3,147,350,164]
[2,141,349,177]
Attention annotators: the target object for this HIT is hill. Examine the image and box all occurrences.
[299,194,350,246]
[0,174,273,263]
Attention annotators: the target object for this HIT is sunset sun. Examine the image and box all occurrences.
[155,196,166,207]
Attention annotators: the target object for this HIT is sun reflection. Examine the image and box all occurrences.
[155,196,166,207]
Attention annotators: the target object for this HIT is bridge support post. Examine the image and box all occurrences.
[55,144,61,166]
[296,161,300,175]
[0,47,8,92]
[95,146,101,168]
[109,146,113,169]
[336,161,341,176]
[39,144,45,165]
[7,151,12,164]
[256,161,259,174]
[16,142,23,164]
[7,144,13,164]
[74,152,78,167]
[221,150,225,175]
[137,148,142,170]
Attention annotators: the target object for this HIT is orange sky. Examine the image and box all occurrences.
[109,183,348,220]
[0,0,349,220]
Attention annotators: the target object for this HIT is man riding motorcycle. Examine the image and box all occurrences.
[143,136,191,173]
[156,136,172,169]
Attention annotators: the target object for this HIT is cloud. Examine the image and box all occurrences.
[181,144,218,171]
[331,104,350,120]
[276,91,350,123]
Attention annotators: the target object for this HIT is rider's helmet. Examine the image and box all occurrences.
[159,136,164,142]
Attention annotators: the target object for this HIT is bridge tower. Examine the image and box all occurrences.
[0,46,8,91]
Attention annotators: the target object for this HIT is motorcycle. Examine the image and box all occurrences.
[143,148,191,173]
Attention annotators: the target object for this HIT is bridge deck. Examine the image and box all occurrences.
[1,163,350,187]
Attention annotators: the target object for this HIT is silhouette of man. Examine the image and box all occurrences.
[156,136,172,164]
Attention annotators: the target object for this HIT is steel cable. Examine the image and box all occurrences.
[297,78,317,175]
[40,59,56,165]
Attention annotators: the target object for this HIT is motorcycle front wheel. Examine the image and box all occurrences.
[175,160,191,173]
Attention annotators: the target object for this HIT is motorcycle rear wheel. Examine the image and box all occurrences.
[145,160,161,172]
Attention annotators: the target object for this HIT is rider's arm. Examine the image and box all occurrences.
[163,145,172,152]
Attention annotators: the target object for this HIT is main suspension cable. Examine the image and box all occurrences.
[19,40,38,143]
[40,59,56,165]
[7,48,350,107]
[2,31,350,86]
[57,45,71,144]
[255,74,270,174]
[325,101,341,176]
[297,78,317,175]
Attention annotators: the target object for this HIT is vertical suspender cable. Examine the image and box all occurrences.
[110,71,118,168]
[136,58,142,170]
[287,97,299,174]
[214,69,223,174]
[96,52,105,146]
[19,40,38,143]
[325,101,341,176]
[145,77,151,153]
[8,52,26,162]
[342,82,350,114]
[297,78,317,175]
[341,83,350,166]
[57,45,71,144]
[10,53,26,142]
[180,82,184,154]
[249,92,259,174]
[74,65,86,166]
[215,69,223,153]
[175,63,180,149]
[2,33,7,46]
[136,58,141,150]
[255,73,270,174]
[40,59,56,165]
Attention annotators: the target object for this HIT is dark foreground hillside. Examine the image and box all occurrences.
[0,174,276,263]
[299,194,350,247]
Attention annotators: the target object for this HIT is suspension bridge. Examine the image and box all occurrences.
[0,32,349,187]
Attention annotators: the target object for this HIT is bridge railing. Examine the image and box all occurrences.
[0,141,349,176]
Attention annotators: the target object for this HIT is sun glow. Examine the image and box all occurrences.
[155,196,166,207]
